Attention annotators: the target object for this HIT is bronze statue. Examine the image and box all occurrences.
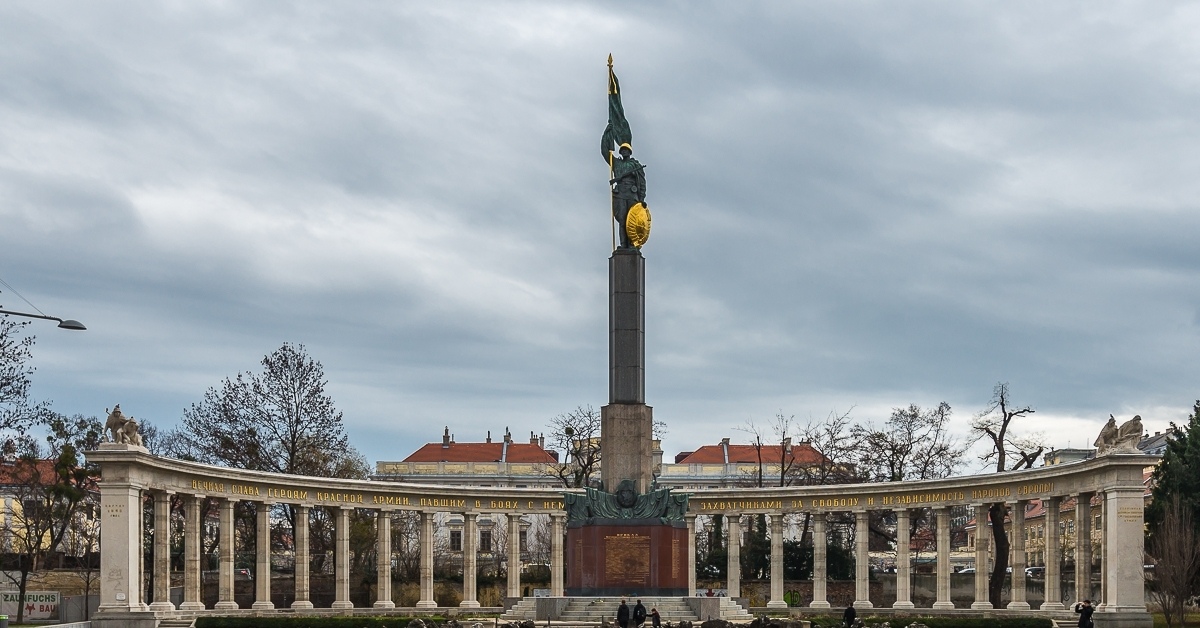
[564,479,688,523]
[602,55,650,249]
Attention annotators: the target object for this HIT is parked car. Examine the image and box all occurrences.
[201,568,253,581]
[958,567,976,574]
[1025,566,1046,579]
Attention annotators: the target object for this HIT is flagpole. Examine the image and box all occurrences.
[608,54,616,250]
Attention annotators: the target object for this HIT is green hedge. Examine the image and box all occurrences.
[196,617,446,628]
[805,616,1054,628]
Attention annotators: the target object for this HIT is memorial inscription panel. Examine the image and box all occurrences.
[605,533,650,585]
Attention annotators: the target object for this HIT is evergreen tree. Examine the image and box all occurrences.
[1148,400,1200,530]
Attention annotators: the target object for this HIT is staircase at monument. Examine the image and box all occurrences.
[502,596,753,622]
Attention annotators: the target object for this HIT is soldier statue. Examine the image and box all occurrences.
[602,55,650,249]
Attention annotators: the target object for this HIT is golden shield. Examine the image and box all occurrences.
[626,202,651,248]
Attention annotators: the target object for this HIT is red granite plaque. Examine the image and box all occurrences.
[566,521,688,595]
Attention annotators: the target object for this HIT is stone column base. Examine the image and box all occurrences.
[415,600,438,608]
[179,602,205,611]
[92,612,159,628]
[766,600,787,608]
[291,601,314,609]
[932,601,955,610]
[1093,611,1154,628]
[970,602,993,610]
[375,601,398,609]
[331,601,354,609]
[892,601,915,609]
[252,601,275,610]
[148,602,175,611]
[1040,602,1066,611]
[809,601,831,609]
[853,601,874,609]
[1007,601,1031,610]
[459,601,481,608]
[214,601,238,610]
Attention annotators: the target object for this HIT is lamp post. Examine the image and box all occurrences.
[0,308,86,330]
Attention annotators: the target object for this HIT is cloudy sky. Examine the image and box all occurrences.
[3,2,1198,473]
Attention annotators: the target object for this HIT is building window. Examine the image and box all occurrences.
[519,530,527,551]
[480,530,492,553]
[450,530,462,552]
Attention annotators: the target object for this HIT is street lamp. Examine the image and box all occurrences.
[0,284,86,330]
[0,308,87,330]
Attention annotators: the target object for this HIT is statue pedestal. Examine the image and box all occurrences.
[566,519,688,596]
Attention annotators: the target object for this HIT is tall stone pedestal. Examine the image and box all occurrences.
[602,248,653,494]
[602,403,654,495]
[566,519,688,596]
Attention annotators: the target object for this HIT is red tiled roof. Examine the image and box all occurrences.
[676,443,827,466]
[402,442,556,464]
[0,459,60,485]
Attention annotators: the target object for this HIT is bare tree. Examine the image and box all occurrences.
[544,405,603,488]
[170,342,363,478]
[62,492,101,619]
[854,402,965,483]
[0,315,45,434]
[1146,496,1200,628]
[793,408,862,486]
[970,382,1044,607]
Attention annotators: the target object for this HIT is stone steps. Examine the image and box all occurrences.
[504,598,540,621]
[502,596,754,623]
[559,598,698,622]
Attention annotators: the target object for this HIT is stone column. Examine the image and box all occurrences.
[933,507,954,609]
[550,514,565,597]
[893,509,914,609]
[332,506,353,609]
[215,499,238,610]
[292,505,313,609]
[149,491,174,611]
[726,514,742,599]
[138,493,147,611]
[1098,491,1108,611]
[1102,488,1147,612]
[1075,493,1092,604]
[971,504,992,609]
[1008,500,1029,610]
[417,512,436,608]
[98,481,143,614]
[376,510,396,608]
[252,502,275,610]
[461,513,479,608]
[685,515,698,597]
[853,511,872,609]
[767,514,786,608]
[508,513,522,598]
[180,495,204,610]
[810,514,830,609]
[1041,497,1064,611]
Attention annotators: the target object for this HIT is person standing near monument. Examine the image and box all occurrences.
[650,607,661,628]
[602,55,650,250]
[1074,599,1094,628]
[617,599,631,628]
[633,599,647,628]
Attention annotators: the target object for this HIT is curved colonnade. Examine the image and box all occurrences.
[87,444,1153,625]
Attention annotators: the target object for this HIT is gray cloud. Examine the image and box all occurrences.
[2,2,1198,468]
